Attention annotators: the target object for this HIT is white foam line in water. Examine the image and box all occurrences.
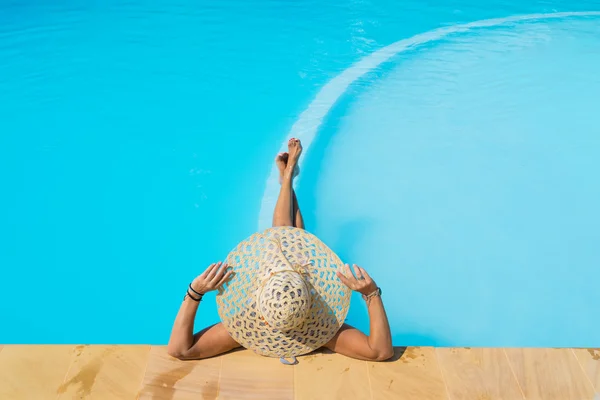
[257,11,600,230]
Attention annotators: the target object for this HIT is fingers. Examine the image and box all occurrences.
[357,266,372,282]
[206,262,222,281]
[353,264,364,279]
[336,270,352,287]
[344,264,355,280]
[215,269,234,288]
[337,264,376,293]
[210,263,229,284]
[201,262,218,278]
[337,264,358,288]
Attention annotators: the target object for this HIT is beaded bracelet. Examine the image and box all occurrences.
[362,287,382,303]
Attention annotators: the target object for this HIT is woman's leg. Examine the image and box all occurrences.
[292,190,305,230]
[273,138,303,228]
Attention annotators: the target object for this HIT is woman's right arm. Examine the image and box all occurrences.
[325,264,394,361]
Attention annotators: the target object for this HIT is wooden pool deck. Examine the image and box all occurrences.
[0,345,599,399]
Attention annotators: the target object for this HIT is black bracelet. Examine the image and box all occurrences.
[188,284,205,298]
[184,290,202,302]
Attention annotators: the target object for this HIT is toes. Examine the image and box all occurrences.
[289,138,300,148]
[287,138,301,154]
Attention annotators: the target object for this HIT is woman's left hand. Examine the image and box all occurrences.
[336,264,378,295]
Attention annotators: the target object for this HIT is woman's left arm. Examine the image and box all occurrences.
[167,262,239,360]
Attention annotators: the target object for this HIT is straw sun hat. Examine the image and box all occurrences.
[216,226,351,363]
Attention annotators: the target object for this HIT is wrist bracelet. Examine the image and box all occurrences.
[362,287,382,302]
[188,284,205,298]
[184,290,202,302]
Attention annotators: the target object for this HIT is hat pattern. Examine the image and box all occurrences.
[217,227,351,358]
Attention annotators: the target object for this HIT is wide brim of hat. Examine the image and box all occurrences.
[216,226,351,358]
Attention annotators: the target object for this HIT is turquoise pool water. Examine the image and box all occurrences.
[1,1,600,347]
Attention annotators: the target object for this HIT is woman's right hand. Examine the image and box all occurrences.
[190,262,233,295]
[336,264,378,296]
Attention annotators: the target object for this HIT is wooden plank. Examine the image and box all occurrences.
[505,348,596,400]
[138,346,221,400]
[572,348,600,393]
[56,345,150,399]
[436,347,523,400]
[295,350,370,400]
[0,345,74,400]
[369,347,448,400]
[219,349,294,400]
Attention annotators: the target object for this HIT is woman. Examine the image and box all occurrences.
[167,138,393,361]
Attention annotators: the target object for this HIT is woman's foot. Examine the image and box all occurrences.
[276,139,301,183]
[286,138,302,174]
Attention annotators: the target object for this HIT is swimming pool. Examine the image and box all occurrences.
[1,0,599,347]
